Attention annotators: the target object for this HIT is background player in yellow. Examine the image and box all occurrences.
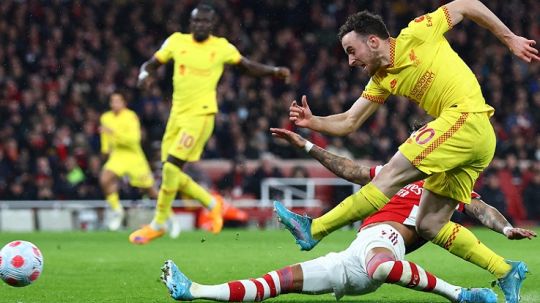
[129,4,290,244]
[100,91,158,231]
[278,1,538,302]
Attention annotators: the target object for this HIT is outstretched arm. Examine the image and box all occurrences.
[289,95,380,136]
[270,128,371,185]
[137,57,164,88]
[464,199,537,240]
[236,57,290,81]
[445,0,540,62]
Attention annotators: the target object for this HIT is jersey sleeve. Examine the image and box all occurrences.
[405,6,453,42]
[221,39,242,64]
[154,33,179,64]
[99,115,111,154]
[361,77,390,104]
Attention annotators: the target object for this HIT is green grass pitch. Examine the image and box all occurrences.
[1,227,538,302]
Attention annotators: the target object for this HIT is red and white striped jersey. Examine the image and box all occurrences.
[360,166,479,229]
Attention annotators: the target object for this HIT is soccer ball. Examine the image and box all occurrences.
[0,240,44,287]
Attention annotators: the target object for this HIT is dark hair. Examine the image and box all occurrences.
[110,90,128,103]
[338,10,389,41]
[192,4,215,15]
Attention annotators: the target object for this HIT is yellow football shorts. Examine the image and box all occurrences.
[104,153,154,188]
[398,110,495,203]
[161,114,215,163]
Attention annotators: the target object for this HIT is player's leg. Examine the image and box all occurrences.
[100,165,125,231]
[418,190,526,303]
[359,224,496,303]
[311,153,425,239]
[417,187,512,278]
[161,261,333,301]
[161,240,381,301]
[275,153,424,250]
[130,115,222,244]
[366,247,496,303]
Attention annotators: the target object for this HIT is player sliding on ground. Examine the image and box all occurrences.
[160,152,534,302]
[279,1,538,302]
[270,127,536,303]
[130,4,290,244]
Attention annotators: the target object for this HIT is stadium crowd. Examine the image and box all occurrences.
[0,0,538,223]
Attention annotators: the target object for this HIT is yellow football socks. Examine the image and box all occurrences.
[432,221,511,278]
[153,162,180,225]
[153,162,215,225]
[179,173,213,209]
[105,192,121,211]
[311,183,390,240]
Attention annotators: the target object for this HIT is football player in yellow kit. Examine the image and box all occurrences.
[277,1,538,302]
[129,4,290,244]
[100,92,158,231]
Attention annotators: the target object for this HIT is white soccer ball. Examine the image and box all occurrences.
[0,240,44,287]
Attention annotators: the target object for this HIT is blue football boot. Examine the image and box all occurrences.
[457,288,498,303]
[496,260,528,303]
[273,200,319,251]
[161,260,194,301]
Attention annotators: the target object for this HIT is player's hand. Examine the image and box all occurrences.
[507,35,540,63]
[137,70,153,90]
[289,95,312,128]
[504,227,537,240]
[274,67,291,83]
[270,128,306,149]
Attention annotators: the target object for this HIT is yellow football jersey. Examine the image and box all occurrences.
[154,33,242,116]
[100,109,144,156]
[362,6,494,118]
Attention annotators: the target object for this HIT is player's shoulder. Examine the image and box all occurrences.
[101,111,113,120]
[164,32,187,44]
[209,35,234,47]
[123,109,139,119]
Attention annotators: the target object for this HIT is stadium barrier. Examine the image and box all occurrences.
[0,177,360,232]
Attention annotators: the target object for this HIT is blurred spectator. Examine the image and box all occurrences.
[245,153,284,199]
[218,156,250,198]
[497,154,526,221]
[290,164,310,200]
[0,0,536,218]
[478,169,510,223]
[326,138,354,159]
[523,169,540,220]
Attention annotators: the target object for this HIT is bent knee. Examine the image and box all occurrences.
[415,220,441,240]
[369,261,397,282]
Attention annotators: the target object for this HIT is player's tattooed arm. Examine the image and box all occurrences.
[270,127,370,185]
[465,199,536,240]
[309,145,371,185]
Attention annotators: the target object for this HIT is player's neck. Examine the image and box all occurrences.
[379,37,394,67]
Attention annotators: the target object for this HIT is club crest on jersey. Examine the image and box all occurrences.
[390,79,397,89]
[409,49,420,66]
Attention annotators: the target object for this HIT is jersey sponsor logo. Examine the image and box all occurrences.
[409,70,435,101]
[414,16,425,23]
